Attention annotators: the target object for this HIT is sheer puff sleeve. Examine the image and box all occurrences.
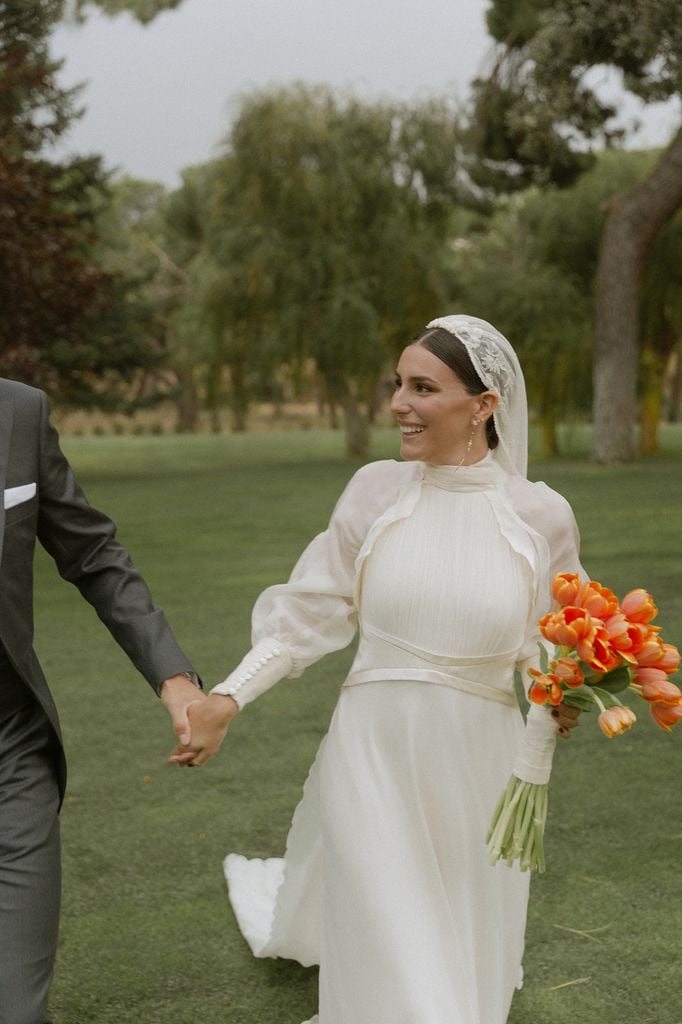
[211,461,406,709]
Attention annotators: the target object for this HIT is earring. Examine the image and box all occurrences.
[454,419,481,472]
[465,419,478,457]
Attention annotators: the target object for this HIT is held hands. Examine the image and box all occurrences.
[168,693,239,767]
[159,673,205,746]
[160,674,237,767]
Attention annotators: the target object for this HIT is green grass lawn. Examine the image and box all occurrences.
[37,427,682,1024]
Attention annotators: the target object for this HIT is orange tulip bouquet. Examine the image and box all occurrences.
[486,573,681,872]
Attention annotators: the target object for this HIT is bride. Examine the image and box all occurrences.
[171,314,582,1024]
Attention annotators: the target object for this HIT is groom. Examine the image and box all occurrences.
[0,377,207,1023]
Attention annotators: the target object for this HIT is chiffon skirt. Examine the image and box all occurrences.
[225,681,530,1024]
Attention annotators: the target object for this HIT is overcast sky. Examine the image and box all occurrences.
[51,0,681,189]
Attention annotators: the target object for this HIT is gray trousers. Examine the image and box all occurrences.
[0,689,61,1024]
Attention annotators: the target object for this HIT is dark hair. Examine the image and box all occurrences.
[413,327,499,448]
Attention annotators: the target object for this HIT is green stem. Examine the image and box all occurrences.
[486,779,549,873]
[591,690,607,713]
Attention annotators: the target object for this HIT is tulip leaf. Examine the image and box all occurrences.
[538,642,550,673]
[560,686,596,712]
[589,665,631,694]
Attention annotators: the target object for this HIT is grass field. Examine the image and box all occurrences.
[36,426,682,1024]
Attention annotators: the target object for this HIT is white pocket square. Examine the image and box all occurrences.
[3,483,37,510]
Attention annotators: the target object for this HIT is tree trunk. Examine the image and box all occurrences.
[369,376,391,425]
[592,124,682,463]
[174,369,199,432]
[640,313,678,452]
[541,412,559,458]
[205,346,225,433]
[342,396,371,459]
[229,355,249,432]
[315,372,341,428]
[640,386,660,455]
[668,341,682,423]
[639,346,662,454]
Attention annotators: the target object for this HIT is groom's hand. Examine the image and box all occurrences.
[159,673,205,746]
[167,693,239,767]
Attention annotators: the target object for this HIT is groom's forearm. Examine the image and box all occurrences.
[36,391,197,689]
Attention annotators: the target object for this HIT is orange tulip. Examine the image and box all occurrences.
[658,643,681,676]
[576,580,619,619]
[603,612,627,642]
[634,634,666,667]
[635,668,682,705]
[577,624,621,674]
[650,700,682,733]
[603,613,646,662]
[550,657,584,688]
[552,572,581,606]
[621,588,658,624]
[541,606,594,647]
[618,619,649,655]
[538,613,560,644]
[634,666,667,685]
[598,705,637,738]
[528,668,564,707]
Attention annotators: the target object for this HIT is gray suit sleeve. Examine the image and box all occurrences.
[35,392,197,691]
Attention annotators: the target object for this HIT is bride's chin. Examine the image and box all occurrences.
[399,440,423,461]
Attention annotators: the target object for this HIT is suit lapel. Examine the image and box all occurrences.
[0,389,15,558]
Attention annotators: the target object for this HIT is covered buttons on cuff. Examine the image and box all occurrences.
[210,638,293,709]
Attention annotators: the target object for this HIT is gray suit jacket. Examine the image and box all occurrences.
[0,378,195,800]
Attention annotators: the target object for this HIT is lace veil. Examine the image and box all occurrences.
[426,314,528,478]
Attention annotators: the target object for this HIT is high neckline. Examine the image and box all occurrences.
[422,450,507,491]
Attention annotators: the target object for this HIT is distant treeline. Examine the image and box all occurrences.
[2,0,681,460]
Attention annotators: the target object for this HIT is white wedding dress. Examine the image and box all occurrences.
[218,453,583,1024]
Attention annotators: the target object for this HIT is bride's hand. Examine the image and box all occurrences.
[552,701,580,739]
[168,694,239,767]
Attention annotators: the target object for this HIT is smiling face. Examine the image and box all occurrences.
[391,342,497,465]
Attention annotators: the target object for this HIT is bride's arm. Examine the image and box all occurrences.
[209,459,406,710]
[169,460,406,764]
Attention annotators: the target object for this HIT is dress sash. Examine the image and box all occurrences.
[342,622,519,708]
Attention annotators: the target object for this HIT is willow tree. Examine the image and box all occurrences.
[472,0,682,462]
[207,86,464,457]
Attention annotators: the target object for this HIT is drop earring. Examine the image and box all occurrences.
[466,418,479,457]
[453,418,480,472]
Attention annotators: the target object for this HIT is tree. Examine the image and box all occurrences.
[0,0,150,400]
[593,125,682,461]
[63,0,183,23]
[473,0,682,461]
[158,162,233,431]
[512,148,682,456]
[450,201,591,456]
[91,177,182,411]
[639,207,682,449]
[452,149,682,456]
[207,86,465,456]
